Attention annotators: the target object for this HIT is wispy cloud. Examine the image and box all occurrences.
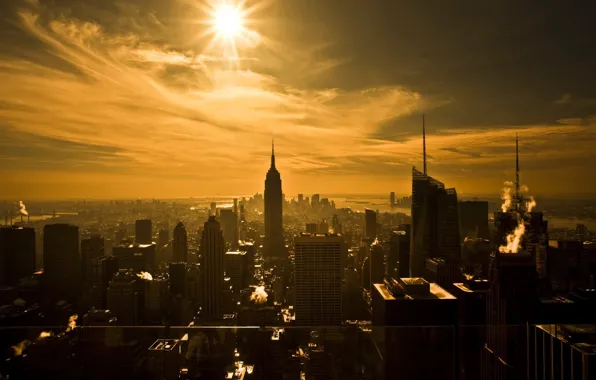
[1,0,595,198]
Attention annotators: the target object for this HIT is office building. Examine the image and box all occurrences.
[148,339,183,380]
[390,192,396,208]
[452,276,490,380]
[459,201,489,240]
[135,219,152,245]
[311,194,320,211]
[199,216,225,321]
[0,226,35,286]
[113,243,156,273]
[482,251,539,380]
[107,270,140,325]
[145,277,168,323]
[169,262,186,297]
[264,141,285,259]
[529,324,596,380]
[81,235,104,282]
[157,222,169,247]
[172,222,188,263]
[372,276,457,380]
[43,223,80,300]
[425,257,462,292]
[219,209,239,250]
[365,209,377,240]
[370,239,385,285]
[225,251,246,291]
[387,226,410,279]
[89,255,119,309]
[294,234,342,326]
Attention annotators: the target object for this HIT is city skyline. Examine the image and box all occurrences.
[2,0,596,199]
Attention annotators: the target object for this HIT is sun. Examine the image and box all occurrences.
[213,4,244,39]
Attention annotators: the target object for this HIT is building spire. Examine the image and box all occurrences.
[271,138,276,168]
[515,132,520,210]
[423,114,427,175]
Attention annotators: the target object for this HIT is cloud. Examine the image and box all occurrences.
[1,0,596,198]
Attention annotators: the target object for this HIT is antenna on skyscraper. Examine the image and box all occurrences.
[271,138,276,168]
[515,132,520,210]
[423,114,427,175]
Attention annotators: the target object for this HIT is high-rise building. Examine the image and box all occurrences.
[459,201,489,240]
[390,192,396,209]
[107,270,140,325]
[81,235,104,282]
[113,243,156,273]
[210,202,217,216]
[264,141,285,259]
[135,219,152,244]
[482,251,539,380]
[311,194,320,211]
[365,209,377,240]
[172,222,188,263]
[529,324,596,380]
[199,216,225,321]
[372,277,457,380]
[89,255,119,309]
[370,240,385,285]
[294,234,342,326]
[387,226,410,279]
[169,262,186,297]
[410,118,461,277]
[0,226,35,286]
[219,209,239,250]
[43,223,80,300]
[158,228,169,247]
[225,251,246,291]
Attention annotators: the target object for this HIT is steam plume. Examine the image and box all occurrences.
[137,271,153,281]
[66,314,78,331]
[249,286,268,305]
[18,201,28,216]
[500,182,513,212]
[11,340,31,356]
[498,220,526,254]
[526,196,537,212]
[39,331,52,339]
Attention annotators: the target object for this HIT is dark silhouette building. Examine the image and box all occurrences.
[370,239,385,285]
[219,209,239,250]
[294,234,342,326]
[135,219,152,244]
[372,277,458,380]
[169,262,186,297]
[0,226,35,286]
[459,201,490,240]
[365,209,377,240]
[43,223,80,301]
[264,142,285,259]
[113,242,156,273]
[81,235,104,283]
[199,216,225,321]
[172,222,188,263]
[89,255,119,309]
[387,226,410,279]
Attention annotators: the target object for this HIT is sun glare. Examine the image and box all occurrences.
[213,4,244,39]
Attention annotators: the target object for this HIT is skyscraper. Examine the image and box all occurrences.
[135,219,152,244]
[172,222,188,262]
[264,141,285,259]
[219,209,239,250]
[365,209,377,240]
[43,223,80,300]
[169,262,186,297]
[199,216,225,321]
[113,242,156,273]
[410,117,461,277]
[0,226,35,286]
[387,226,410,279]
[370,239,385,285]
[459,201,489,241]
[294,234,342,326]
[81,235,104,282]
[390,192,396,209]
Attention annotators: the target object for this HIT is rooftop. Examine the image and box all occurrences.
[148,339,180,352]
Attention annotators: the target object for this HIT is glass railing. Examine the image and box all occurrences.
[2,324,589,380]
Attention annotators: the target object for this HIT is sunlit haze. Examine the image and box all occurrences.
[1,1,596,199]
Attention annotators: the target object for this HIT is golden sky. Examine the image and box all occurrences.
[1,0,596,199]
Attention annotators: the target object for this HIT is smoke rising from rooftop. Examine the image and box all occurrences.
[19,201,28,216]
[137,271,153,281]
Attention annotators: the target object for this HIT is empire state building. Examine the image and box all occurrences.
[264,141,286,259]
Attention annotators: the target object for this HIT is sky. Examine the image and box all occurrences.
[1,0,596,199]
